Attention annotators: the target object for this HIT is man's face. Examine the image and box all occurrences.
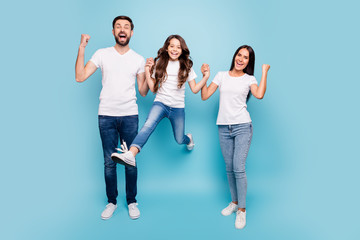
[112,19,133,46]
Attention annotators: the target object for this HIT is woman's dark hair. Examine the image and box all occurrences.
[150,35,193,93]
[112,16,134,30]
[230,45,255,101]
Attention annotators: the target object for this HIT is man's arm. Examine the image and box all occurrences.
[75,34,97,82]
[137,72,149,96]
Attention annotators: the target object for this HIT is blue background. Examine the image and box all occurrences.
[1,0,359,239]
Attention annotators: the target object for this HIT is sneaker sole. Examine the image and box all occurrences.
[111,154,136,167]
[129,214,140,220]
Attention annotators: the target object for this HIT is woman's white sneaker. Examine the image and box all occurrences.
[221,202,238,216]
[235,210,246,229]
[128,202,140,219]
[101,203,117,220]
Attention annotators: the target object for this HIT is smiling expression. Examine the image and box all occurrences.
[167,38,182,61]
[233,48,250,71]
[112,19,133,46]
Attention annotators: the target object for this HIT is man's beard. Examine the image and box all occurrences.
[115,36,131,46]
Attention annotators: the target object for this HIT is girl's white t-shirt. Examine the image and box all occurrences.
[153,60,197,108]
[212,71,258,125]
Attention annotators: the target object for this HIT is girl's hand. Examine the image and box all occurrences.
[145,57,154,69]
[201,63,210,78]
[262,64,270,72]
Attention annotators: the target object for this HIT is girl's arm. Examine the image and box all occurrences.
[188,64,210,94]
[250,64,270,99]
[145,57,156,93]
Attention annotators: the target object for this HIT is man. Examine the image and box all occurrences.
[75,16,149,220]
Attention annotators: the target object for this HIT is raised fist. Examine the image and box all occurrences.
[80,34,91,48]
[262,64,270,72]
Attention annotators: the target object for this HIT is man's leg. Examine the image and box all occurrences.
[119,115,139,205]
[99,115,119,205]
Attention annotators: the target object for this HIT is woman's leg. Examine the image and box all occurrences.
[130,102,167,153]
[232,123,253,209]
[218,125,237,203]
[168,107,190,145]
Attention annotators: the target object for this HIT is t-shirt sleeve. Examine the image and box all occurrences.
[212,72,222,86]
[249,75,258,86]
[89,50,102,68]
[137,57,145,74]
[186,67,197,82]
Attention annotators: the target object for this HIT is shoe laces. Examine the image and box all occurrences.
[116,140,128,153]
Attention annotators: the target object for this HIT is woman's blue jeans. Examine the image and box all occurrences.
[131,101,190,151]
[218,123,253,208]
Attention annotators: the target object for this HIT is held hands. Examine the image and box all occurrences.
[80,34,90,48]
[145,57,154,71]
[201,63,210,78]
[262,64,270,73]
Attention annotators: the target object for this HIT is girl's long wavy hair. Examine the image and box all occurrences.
[230,45,255,101]
[150,35,193,93]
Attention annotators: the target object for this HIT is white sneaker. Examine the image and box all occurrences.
[101,203,117,220]
[128,202,140,219]
[111,151,136,167]
[221,202,238,216]
[186,133,195,150]
[235,210,246,229]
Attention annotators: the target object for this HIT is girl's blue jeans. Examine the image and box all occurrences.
[131,101,190,151]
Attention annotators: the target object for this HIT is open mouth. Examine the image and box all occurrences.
[118,33,127,40]
[236,60,243,67]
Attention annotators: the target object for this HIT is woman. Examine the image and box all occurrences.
[201,45,270,229]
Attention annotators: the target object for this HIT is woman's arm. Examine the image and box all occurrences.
[250,64,270,99]
[188,64,210,94]
[145,58,156,93]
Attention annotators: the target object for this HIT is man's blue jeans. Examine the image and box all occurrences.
[131,101,190,151]
[218,123,253,208]
[98,115,138,205]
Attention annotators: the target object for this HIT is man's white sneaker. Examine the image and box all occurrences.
[101,203,117,220]
[221,202,238,216]
[111,151,136,167]
[235,210,246,229]
[186,133,195,150]
[128,202,140,219]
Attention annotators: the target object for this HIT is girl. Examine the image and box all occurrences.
[201,45,270,229]
[111,35,209,167]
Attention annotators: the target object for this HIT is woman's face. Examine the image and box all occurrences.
[233,48,250,71]
[167,38,182,61]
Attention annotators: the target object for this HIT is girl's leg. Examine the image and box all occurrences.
[130,102,167,153]
[218,125,237,203]
[232,123,253,210]
[169,107,190,145]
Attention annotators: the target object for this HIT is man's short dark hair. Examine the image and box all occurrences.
[112,16,134,30]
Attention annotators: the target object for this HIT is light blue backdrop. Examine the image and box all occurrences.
[1,0,359,239]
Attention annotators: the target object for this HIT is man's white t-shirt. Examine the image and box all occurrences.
[153,60,197,108]
[212,71,258,125]
[90,47,145,116]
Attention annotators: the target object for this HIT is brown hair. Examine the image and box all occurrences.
[112,16,134,30]
[151,35,193,93]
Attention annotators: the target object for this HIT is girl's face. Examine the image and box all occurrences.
[167,38,182,61]
[233,48,250,71]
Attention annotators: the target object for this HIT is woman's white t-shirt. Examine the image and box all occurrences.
[153,60,197,108]
[212,71,258,125]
